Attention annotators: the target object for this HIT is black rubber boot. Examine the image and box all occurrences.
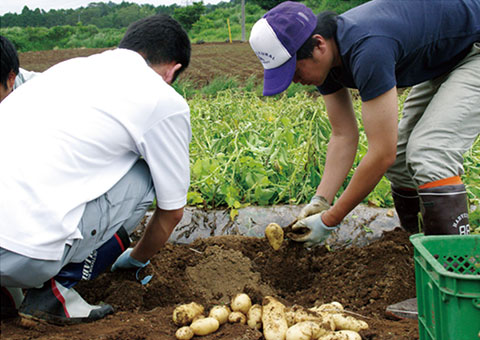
[18,227,130,324]
[19,279,113,325]
[1,287,24,320]
[386,186,422,320]
[419,184,470,235]
[391,186,421,234]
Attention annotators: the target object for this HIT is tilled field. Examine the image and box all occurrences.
[19,41,263,87]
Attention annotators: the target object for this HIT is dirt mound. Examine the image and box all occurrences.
[185,246,275,304]
[1,228,419,340]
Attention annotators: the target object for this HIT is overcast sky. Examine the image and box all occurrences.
[0,0,224,15]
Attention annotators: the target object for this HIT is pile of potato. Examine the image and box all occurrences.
[172,293,368,340]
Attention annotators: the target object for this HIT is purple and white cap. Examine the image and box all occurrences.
[249,1,317,96]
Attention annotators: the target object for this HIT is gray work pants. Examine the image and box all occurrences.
[386,43,480,188]
[0,159,155,288]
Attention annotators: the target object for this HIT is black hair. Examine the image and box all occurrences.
[0,35,20,90]
[119,14,191,82]
[297,11,338,60]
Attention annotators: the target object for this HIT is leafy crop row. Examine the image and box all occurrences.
[186,87,479,230]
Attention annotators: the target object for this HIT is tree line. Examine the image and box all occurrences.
[1,1,200,29]
[0,1,368,30]
[0,0,369,52]
[0,0,275,29]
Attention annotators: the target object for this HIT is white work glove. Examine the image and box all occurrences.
[297,195,330,220]
[289,211,339,247]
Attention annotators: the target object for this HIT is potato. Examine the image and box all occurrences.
[287,305,334,332]
[175,326,194,340]
[247,304,262,330]
[310,302,344,314]
[173,302,205,326]
[192,314,205,322]
[331,314,368,332]
[262,296,289,340]
[318,330,362,340]
[285,307,296,328]
[265,222,284,250]
[286,321,324,340]
[209,305,231,325]
[231,293,252,314]
[228,311,247,324]
[321,313,336,332]
[286,305,310,326]
[190,317,220,336]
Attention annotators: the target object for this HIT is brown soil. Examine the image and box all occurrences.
[1,228,418,340]
[3,44,419,339]
[18,42,264,88]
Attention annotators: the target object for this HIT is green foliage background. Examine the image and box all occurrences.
[0,0,371,51]
[183,85,479,229]
[1,0,478,229]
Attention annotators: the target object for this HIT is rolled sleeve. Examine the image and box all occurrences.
[140,111,191,210]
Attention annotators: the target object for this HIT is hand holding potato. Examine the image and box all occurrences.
[297,195,330,220]
[289,212,339,247]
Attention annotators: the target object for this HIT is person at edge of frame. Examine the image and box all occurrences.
[0,14,192,325]
[249,0,479,319]
[0,35,39,103]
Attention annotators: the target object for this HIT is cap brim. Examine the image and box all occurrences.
[262,54,296,96]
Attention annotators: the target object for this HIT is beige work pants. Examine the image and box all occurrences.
[386,43,480,188]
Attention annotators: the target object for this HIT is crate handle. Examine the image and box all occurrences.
[474,298,480,310]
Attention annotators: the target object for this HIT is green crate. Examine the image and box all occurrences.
[410,234,480,340]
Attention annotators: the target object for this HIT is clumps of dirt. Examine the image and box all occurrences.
[83,228,415,319]
[185,246,275,305]
[273,231,417,317]
[1,228,419,340]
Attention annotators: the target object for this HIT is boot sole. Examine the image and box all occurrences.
[19,310,107,326]
[385,309,418,320]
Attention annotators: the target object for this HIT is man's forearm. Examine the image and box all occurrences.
[130,207,183,263]
[323,87,399,226]
[319,88,359,204]
[323,148,394,226]
[316,134,358,204]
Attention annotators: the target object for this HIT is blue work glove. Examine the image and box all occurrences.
[289,211,339,247]
[111,248,152,285]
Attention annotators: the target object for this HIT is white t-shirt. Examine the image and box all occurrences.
[14,68,39,89]
[0,49,191,261]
